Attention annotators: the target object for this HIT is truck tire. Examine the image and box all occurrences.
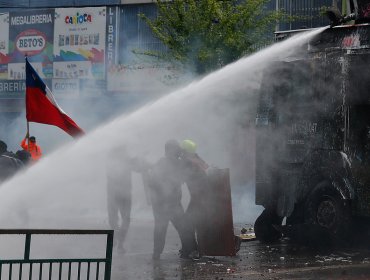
[304,182,351,244]
[254,209,282,243]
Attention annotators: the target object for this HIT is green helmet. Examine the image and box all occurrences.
[181,139,197,153]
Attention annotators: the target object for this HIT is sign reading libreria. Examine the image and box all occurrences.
[53,7,106,80]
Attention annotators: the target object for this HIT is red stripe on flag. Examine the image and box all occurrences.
[26,87,84,138]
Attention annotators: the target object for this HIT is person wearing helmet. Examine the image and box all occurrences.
[20,133,42,162]
[148,139,196,260]
[181,139,197,154]
[180,139,209,258]
[181,139,209,170]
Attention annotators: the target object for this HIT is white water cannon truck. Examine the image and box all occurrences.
[254,0,370,244]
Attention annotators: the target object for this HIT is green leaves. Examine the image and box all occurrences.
[140,0,285,75]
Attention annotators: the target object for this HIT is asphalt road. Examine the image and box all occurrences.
[110,221,370,280]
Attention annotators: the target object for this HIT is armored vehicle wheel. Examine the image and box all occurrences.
[305,183,351,242]
[254,209,282,243]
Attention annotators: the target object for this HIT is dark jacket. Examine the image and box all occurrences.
[148,156,184,204]
[0,152,23,184]
[182,152,209,198]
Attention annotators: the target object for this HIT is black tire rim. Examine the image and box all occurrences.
[316,197,337,229]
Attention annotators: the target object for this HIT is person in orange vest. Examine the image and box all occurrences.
[20,133,42,162]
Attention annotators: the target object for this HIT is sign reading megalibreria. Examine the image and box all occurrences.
[9,9,54,79]
[0,10,54,99]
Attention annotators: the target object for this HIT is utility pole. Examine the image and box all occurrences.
[275,0,280,32]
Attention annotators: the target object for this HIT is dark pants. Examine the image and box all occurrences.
[151,195,196,256]
[185,198,203,243]
[107,189,132,247]
[186,181,207,251]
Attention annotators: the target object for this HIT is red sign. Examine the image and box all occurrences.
[197,168,238,256]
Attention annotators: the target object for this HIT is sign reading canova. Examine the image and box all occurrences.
[53,7,106,80]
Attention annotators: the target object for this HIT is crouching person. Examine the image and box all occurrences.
[0,140,24,184]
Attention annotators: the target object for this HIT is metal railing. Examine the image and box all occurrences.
[0,229,114,280]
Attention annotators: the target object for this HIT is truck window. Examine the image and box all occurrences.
[349,105,370,164]
[346,54,370,162]
[347,54,370,104]
[256,60,316,127]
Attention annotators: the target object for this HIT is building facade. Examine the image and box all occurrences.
[0,1,166,110]
[0,0,335,150]
[0,0,333,111]
[276,0,333,30]
[0,0,334,95]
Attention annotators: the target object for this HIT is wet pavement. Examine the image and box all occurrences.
[110,221,370,279]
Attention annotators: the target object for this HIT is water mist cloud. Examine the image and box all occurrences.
[0,27,327,229]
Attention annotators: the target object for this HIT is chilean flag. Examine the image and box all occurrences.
[25,58,84,138]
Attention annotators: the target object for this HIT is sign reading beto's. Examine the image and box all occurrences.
[15,29,46,56]
[9,9,54,78]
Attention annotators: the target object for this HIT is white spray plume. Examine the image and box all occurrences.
[0,27,327,229]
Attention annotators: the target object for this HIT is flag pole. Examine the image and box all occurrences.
[25,55,29,149]
[26,121,30,151]
[26,122,29,140]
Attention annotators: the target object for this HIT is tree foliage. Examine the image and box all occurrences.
[140,0,284,74]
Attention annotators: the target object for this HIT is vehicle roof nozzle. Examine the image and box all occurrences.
[326,0,359,27]
[326,6,342,27]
